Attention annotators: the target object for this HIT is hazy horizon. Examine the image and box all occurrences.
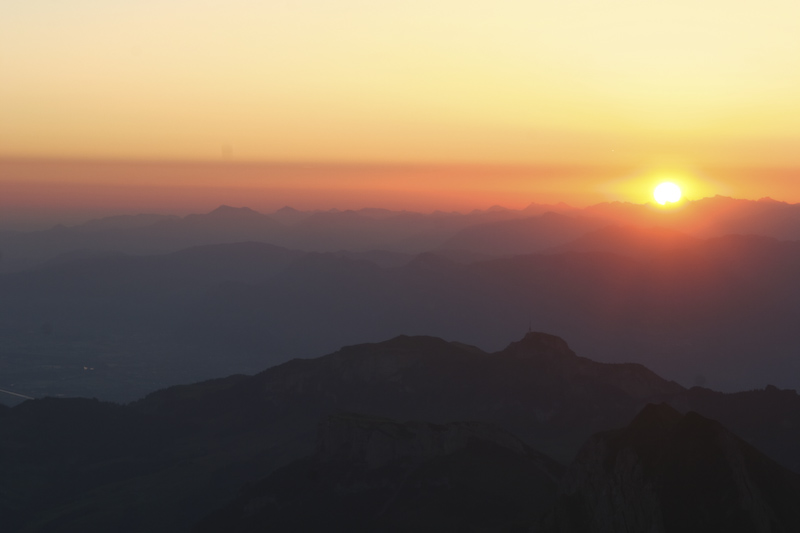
[6,1,800,229]
[4,157,800,231]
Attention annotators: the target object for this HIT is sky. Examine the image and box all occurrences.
[3,1,800,221]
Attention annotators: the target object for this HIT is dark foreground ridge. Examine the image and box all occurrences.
[195,413,564,532]
[1,333,800,532]
[193,406,800,533]
[540,404,800,532]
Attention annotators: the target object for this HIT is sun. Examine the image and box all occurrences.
[654,182,682,205]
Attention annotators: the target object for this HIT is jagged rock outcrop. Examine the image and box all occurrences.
[503,332,578,361]
[540,404,800,532]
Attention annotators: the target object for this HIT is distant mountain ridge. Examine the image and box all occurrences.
[5,222,800,402]
[4,195,800,273]
[0,202,565,272]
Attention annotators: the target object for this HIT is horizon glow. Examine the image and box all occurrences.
[4,2,800,214]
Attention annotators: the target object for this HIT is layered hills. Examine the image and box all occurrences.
[2,195,800,530]
[4,220,800,402]
[1,333,799,532]
[4,195,800,272]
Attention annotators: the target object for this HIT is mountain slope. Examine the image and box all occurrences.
[1,333,799,532]
[540,404,800,532]
[194,413,564,533]
[135,332,684,463]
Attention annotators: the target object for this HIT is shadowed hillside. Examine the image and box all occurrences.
[540,404,800,532]
[2,332,799,532]
[194,413,564,533]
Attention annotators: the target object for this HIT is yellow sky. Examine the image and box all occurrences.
[4,1,800,168]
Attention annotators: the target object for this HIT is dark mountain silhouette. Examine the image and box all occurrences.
[674,385,800,474]
[132,333,683,463]
[1,332,799,532]
[0,397,187,532]
[540,404,800,532]
[3,191,800,532]
[0,333,682,531]
[127,332,800,476]
[194,405,800,533]
[194,413,564,533]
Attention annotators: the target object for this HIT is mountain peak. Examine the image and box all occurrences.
[178,205,278,230]
[501,332,576,360]
[206,205,262,216]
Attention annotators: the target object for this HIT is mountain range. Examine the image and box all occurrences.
[3,195,800,530]
[2,332,799,532]
[4,196,800,273]
[4,215,800,402]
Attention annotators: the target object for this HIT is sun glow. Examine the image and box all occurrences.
[654,182,682,205]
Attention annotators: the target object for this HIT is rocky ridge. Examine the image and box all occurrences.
[540,404,800,532]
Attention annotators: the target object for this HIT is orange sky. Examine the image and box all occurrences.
[3,1,800,218]
[0,160,619,217]
[0,159,793,227]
